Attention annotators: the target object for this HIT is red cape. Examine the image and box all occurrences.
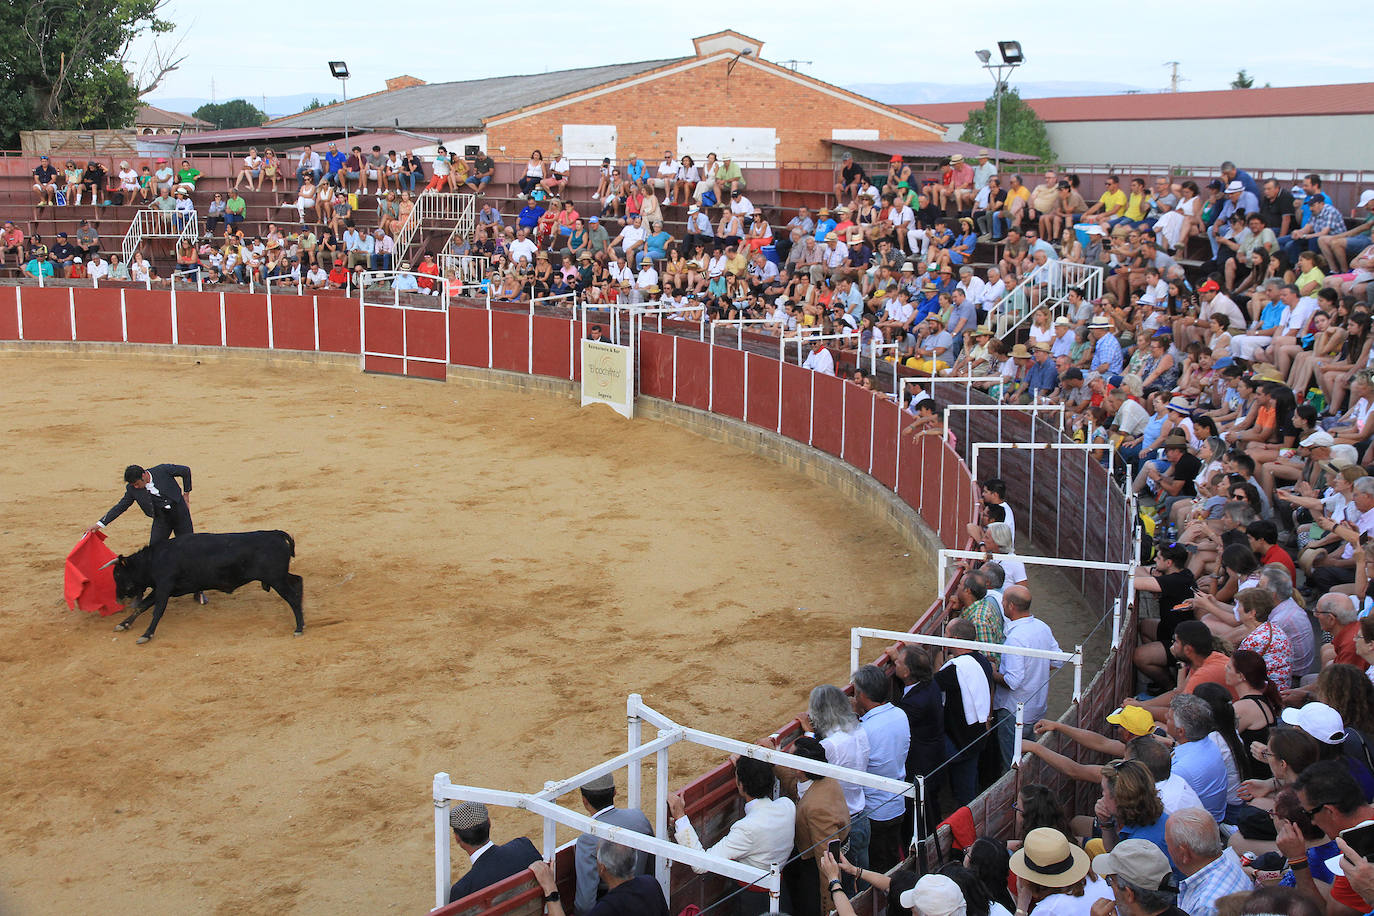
[64,530,124,616]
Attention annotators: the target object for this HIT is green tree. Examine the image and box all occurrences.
[1231,69,1255,89]
[193,99,267,130]
[959,88,1053,162]
[300,97,325,112]
[0,0,180,147]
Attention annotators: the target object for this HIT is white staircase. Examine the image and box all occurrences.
[992,260,1104,339]
[121,209,199,265]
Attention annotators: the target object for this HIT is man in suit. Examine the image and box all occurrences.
[447,801,540,905]
[574,774,652,914]
[531,842,668,916]
[87,463,206,603]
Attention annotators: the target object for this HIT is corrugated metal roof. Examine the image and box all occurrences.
[827,139,1038,161]
[270,58,688,131]
[904,82,1374,125]
[137,104,212,128]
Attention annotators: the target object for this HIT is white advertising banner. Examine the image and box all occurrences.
[580,339,634,419]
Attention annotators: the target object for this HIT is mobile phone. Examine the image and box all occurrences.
[1341,822,1374,863]
[828,839,844,861]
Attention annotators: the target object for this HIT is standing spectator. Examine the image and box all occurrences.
[530,843,667,916]
[991,585,1063,766]
[851,664,910,876]
[775,735,850,916]
[668,755,796,915]
[32,155,58,206]
[1166,808,1254,916]
[937,618,995,807]
[805,685,870,874]
[572,773,652,914]
[443,802,539,905]
[893,644,945,835]
[948,570,1005,657]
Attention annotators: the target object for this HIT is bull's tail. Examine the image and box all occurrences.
[276,530,295,557]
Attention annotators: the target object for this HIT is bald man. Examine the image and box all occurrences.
[990,584,1063,766]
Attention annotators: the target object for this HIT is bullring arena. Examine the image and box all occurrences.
[0,287,1130,915]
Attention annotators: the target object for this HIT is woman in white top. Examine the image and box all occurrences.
[1154,180,1200,252]
[985,523,1027,586]
[282,179,316,224]
[671,155,700,206]
[234,147,263,190]
[1027,307,1055,347]
[518,150,545,197]
[117,161,140,196]
[693,152,720,204]
[1010,828,1109,916]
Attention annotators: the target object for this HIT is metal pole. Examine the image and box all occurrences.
[433,773,452,910]
[1012,702,1025,765]
[1072,645,1084,702]
[994,76,1003,166]
[627,694,643,810]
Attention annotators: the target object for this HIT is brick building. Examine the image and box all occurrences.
[272,31,943,164]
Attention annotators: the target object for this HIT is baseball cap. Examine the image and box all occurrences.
[1092,840,1173,890]
[898,874,966,916]
[1300,430,1335,448]
[1281,702,1347,745]
[1359,190,1374,209]
[1106,705,1155,736]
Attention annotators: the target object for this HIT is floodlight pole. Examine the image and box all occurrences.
[977,44,1023,169]
[340,77,350,145]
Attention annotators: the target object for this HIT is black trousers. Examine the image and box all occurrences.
[867,815,906,876]
[149,499,195,545]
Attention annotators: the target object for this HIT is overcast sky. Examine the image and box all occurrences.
[134,0,1371,106]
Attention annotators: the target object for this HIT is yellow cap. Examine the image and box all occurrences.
[1106,705,1155,736]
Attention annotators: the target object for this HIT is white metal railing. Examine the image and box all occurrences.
[394,191,477,264]
[121,209,199,265]
[994,260,1103,339]
[435,253,489,286]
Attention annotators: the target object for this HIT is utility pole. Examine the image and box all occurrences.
[777,59,812,72]
[1163,61,1185,93]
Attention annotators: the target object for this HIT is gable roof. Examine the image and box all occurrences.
[137,104,212,128]
[269,58,687,131]
[904,82,1374,125]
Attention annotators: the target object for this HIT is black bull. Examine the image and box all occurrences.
[107,531,304,644]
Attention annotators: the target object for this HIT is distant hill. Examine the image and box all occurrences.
[146,93,342,121]
[843,80,1148,105]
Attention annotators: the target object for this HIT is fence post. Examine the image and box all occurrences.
[627,694,642,810]
[1072,646,1084,702]
[1111,597,1122,649]
[1012,702,1025,766]
[433,772,452,910]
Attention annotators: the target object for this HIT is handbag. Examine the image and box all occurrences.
[701,190,717,208]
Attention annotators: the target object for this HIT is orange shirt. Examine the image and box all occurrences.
[1185,651,1238,698]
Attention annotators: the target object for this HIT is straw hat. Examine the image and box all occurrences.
[950,154,965,164]
[1088,316,1113,330]
[1009,828,1091,888]
[1010,344,1032,359]
[973,325,993,336]
[1165,397,1193,415]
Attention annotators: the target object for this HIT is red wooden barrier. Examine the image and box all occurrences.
[72,288,123,342]
[531,315,571,379]
[405,309,448,380]
[18,287,71,341]
[0,291,17,339]
[175,291,223,347]
[638,331,673,399]
[778,362,812,442]
[841,384,873,471]
[745,352,779,431]
[362,305,404,376]
[810,371,845,458]
[316,295,360,354]
[123,289,174,344]
[871,398,900,489]
[674,337,710,411]
[449,307,489,367]
[489,310,526,373]
[709,345,746,420]
[270,296,316,352]
[224,293,270,349]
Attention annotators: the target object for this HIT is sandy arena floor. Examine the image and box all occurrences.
[0,350,939,915]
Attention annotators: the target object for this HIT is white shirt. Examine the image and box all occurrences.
[243,154,262,169]
[1158,773,1204,815]
[802,346,835,376]
[87,258,109,280]
[656,159,677,178]
[1032,877,1112,916]
[1341,504,1374,560]
[1202,293,1246,328]
[890,204,914,228]
[1284,296,1319,332]
[995,615,1063,722]
[819,727,870,816]
[730,195,754,217]
[550,157,569,176]
[509,238,538,264]
[1114,398,1151,437]
[616,225,646,248]
[959,276,987,303]
[978,278,1006,309]
[675,796,796,873]
[636,266,658,289]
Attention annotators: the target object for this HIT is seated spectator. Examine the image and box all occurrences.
[444,801,539,904]
[175,159,201,195]
[1167,808,1255,916]
[234,147,263,190]
[668,755,795,914]
[1,221,24,267]
[530,841,667,916]
[1092,839,1185,916]
[571,773,652,914]
[1009,827,1110,916]
[32,155,58,206]
[1095,759,1173,868]
[1165,694,1229,822]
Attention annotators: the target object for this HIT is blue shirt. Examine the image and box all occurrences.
[392,274,418,291]
[1234,169,1261,201]
[1092,333,1124,375]
[324,150,346,172]
[1119,814,1176,874]
[1025,359,1059,395]
[518,205,544,229]
[1172,739,1228,822]
[626,159,647,183]
[813,218,836,242]
[1258,299,1287,330]
[858,702,910,820]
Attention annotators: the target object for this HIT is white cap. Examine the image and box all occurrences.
[1281,702,1347,745]
[1360,190,1374,209]
[900,875,966,916]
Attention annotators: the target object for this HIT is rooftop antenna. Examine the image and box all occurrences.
[778,59,812,72]
[1163,61,1187,93]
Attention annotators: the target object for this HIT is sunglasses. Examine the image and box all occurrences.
[1304,802,1328,819]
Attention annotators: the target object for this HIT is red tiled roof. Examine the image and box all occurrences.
[902,82,1374,125]
[825,139,1037,161]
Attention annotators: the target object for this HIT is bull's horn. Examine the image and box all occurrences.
[98,557,119,570]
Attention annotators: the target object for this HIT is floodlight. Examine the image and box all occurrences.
[328,61,349,79]
[975,49,992,64]
[997,41,1024,64]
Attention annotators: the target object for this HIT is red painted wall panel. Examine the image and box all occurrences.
[405,357,447,381]
[638,331,673,399]
[674,338,710,410]
[362,306,404,366]
[778,363,812,443]
[19,287,71,340]
[175,291,222,347]
[811,372,845,458]
[871,398,899,489]
[0,290,17,339]
[72,288,124,342]
[448,307,489,367]
[315,295,360,353]
[363,354,405,375]
[224,293,270,349]
[531,315,572,379]
[123,290,173,344]
[490,310,527,372]
[841,384,873,471]
[405,309,448,363]
[271,296,316,351]
[745,353,779,431]
[709,346,746,420]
